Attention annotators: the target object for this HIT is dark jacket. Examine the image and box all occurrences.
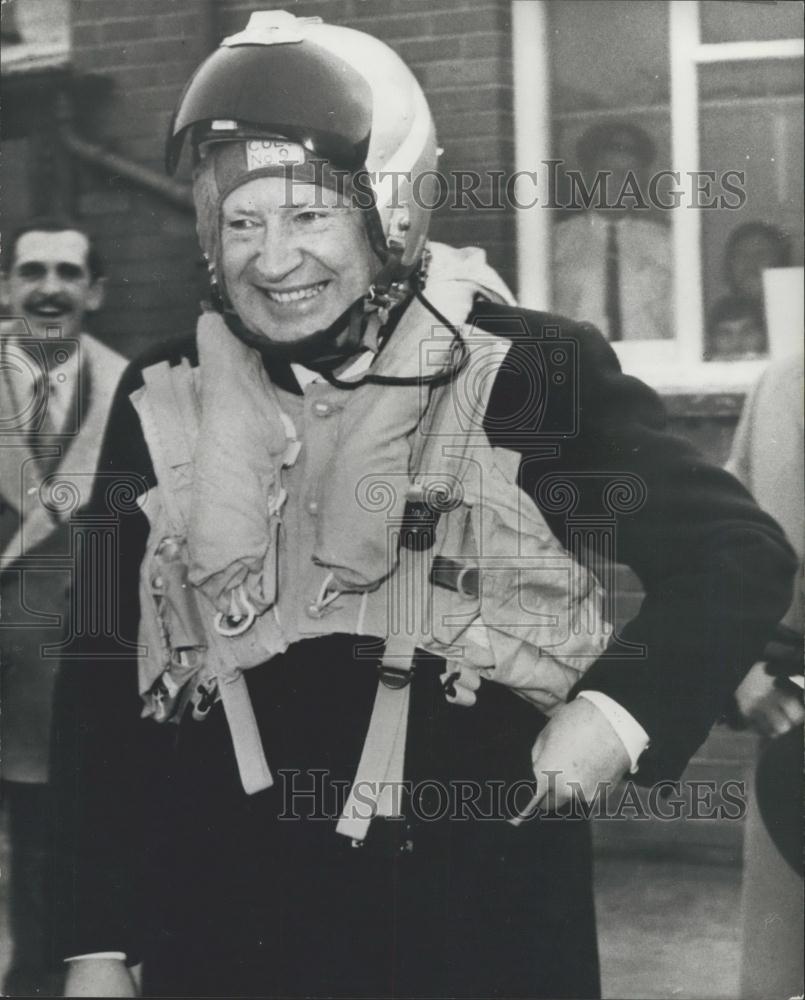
[51,304,796,975]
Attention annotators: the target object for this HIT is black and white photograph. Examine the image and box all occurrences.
[1,1,803,997]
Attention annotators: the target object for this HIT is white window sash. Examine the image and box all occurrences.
[512,0,551,311]
[512,0,803,393]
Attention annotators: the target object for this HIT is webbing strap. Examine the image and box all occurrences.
[170,359,202,449]
[217,672,274,794]
[137,363,196,534]
[336,636,415,840]
[336,342,497,841]
[336,540,427,841]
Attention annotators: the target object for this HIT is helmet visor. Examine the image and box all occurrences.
[167,42,373,174]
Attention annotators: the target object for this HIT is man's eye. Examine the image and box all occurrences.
[16,263,46,280]
[295,211,327,223]
[226,218,259,231]
[57,264,85,281]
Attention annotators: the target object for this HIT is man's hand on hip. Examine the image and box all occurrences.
[513,697,632,821]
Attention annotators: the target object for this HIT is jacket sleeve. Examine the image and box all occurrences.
[51,366,170,964]
[482,307,797,782]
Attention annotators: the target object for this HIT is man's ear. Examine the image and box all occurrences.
[85,276,106,313]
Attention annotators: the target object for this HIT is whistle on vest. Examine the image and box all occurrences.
[400,483,460,552]
[399,499,438,551]
[148,536,208,720]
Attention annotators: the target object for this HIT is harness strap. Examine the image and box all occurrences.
[217,671,274,794]
[337,337,487,841]
[336,541,426,841]
[335,649,413,841]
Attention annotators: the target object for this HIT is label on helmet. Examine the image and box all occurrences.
[246,139,307,171]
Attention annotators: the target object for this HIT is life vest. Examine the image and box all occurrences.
[129,243,608,839]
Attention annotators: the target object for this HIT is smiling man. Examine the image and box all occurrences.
[2,222,105,339]
[219,178,378,351]
[1,218,125,996]
[55,12,796,1000]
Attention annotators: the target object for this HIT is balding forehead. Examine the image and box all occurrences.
[13,230,91,270]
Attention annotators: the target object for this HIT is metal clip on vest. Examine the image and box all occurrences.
[214,584,257,636]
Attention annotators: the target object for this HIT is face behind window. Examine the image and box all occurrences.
[727,233,784,300]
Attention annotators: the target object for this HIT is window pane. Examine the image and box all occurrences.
[548,0,674,342]
[700,0,804,45]
[699,61,804,361]
[700,58,804,103]
[549,0,670,113]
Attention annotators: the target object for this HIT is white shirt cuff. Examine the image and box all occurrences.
[576,690,650,774]
[65,952,127,962]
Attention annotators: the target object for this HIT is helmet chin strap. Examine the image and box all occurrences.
[219,288,415,374]
[219,296,367,369]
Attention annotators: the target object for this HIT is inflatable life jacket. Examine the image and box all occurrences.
[130,243,609,839]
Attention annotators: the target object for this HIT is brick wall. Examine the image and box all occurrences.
[67,0,515,358]
[68,0,208,354]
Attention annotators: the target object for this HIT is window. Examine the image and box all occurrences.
[0,0,71,73]
[512,0,804,391]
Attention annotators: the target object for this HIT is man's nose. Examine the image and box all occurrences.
[40,267,64,295]
[252,225,304,281]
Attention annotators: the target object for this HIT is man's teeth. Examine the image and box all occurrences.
[34,307,66,315]
[264,282,327,304]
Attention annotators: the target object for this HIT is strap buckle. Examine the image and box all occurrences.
[378,663,414,690]
[191,679,219,721]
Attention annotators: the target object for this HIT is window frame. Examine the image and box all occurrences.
[511,0,804,393]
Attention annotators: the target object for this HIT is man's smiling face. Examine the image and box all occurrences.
[2,229,103,339]
[219,176,378,344]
